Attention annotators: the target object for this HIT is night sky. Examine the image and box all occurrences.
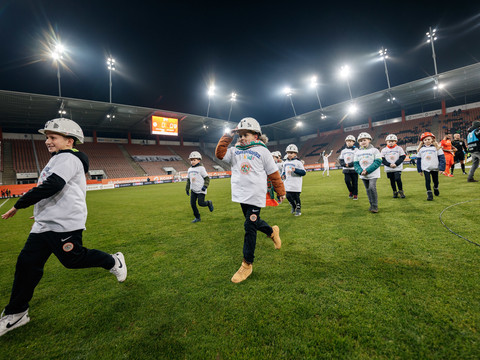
[1,1,480,126]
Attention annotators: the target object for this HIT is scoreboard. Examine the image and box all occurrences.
[151,116,178,136]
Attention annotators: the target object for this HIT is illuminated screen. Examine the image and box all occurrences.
[151,116,178,136]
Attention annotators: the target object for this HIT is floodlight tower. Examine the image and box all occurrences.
[310,75,324,111]
[283,87,297,117]
[51,43,65,97]
[206,85,215,117]
[426,27,438,77]
[107,57,116,103]
[378,47,391,90]
[339,65,353,100]
[227,92,237,121]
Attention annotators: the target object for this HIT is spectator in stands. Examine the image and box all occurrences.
[215,117,285,283]
[338,135,358,200]
[451,133,468,175]
[381,134,406,198]
[322,150,333,177]
[440,133,456,177]
[282,144,306,216]
[467,121,480,182]
[186,151,214,223]
[417,132,445,201]
[1,189,4,198]
[0,118,127,337]
[354,132,382,213]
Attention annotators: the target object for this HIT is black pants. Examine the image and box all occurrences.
[423,170,439,191]
[190,192,211,219]
[240,204,273,264]
[286,192,301,211]
[5,230,115,315]
[343,172,358,195]
[386,171,403,192]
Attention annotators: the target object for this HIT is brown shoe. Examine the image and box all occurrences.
[270,225,281,249]
[231,261,253,283]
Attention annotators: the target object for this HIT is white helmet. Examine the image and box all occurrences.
[385,134,398,142]
[286,144,298,153]
[357,132,372,141]
[234,117,262,135]
[345,135,356,142]
[39,118,84,144]
[188,151,202,160]
[275,151,282,158]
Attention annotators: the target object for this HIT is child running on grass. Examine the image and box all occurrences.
[282,144,306,216]
[0,118,126,337]
[417,132,446,201]
[381,134,406,198]
[354,132,382,213]
[338,135,358,200]
[186,151,214,223]
[215,117,286,283]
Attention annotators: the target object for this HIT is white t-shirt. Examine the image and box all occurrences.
[188,165,208,194]
[339,147,357,171]
[282,158,305,192]
[418,145,444,172]
[223,144,279,208]
[354,146,382,180]
[32,152,87,233]
[381,145,406,172]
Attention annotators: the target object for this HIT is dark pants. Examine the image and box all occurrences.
[240,203,273,264]
[423,171,439,191]
[190,192,211,219]
[386,171,403,192]
[286,192,301,212]
[343,172,358,195]
[5,230,115,315]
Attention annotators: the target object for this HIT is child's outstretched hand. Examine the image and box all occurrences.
[1,207,17,219]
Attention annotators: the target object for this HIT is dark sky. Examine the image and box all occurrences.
[1,1,480,126]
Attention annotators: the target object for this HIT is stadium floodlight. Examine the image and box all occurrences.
[378,47,391,90]
[426,27,438,76]
[51,43,65,97]
[224,127,231,134]
[296,121,303,127]
[227,92,237,121]
[321,114,327,120]
[387,96,396,102]
[310,75,324,111]
[206,84,215,117]
[348,103,358,114]
[107,57,116,103]
[283,87,297,117]
[433,83,444,90]
[339,65,353,100]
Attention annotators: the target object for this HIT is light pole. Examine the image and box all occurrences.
[378,47,391,89]
[283,87,297,117]
[310,75,324,111]
[107,57,116,103]
[339,65,353,100]
[227,92,237,121]
[206,85,215,117]
[51,44,65,97]
[426,27,438,76]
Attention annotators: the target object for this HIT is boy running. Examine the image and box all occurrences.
[381,134,406,198]
[338,135,358,200]
[282,144,306,216]
[417,132,446,200]
[0,118,126,337]
[215,117,285,283]
[186,151,214,223]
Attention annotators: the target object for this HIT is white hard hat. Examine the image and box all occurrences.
[275,151,282,158]
[188,151,202,160]
[357,132,372,141]
[286,144,298,153]
[234,117,262,135]
[385,134,398,142]
[39,118,84,144]
[345,135,356,142]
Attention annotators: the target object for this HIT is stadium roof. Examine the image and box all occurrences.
[1,62,480,142]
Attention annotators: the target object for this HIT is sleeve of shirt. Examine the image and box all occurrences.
[14,173,66,209]
[293,160,306,176]
[215,135,233,161]
[395,155,406,166]
[264,150,279,175]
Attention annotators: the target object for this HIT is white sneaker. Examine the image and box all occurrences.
[109,252,127,282]
[0,309,30,337]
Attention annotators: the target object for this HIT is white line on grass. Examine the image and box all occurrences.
[0,199,9,209]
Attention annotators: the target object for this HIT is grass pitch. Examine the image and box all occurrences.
[1,168,480,359]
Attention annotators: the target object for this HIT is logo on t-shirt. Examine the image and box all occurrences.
[426,155,431,161]
[240,162,251,174]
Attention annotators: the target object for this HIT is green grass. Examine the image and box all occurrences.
[1,168,480,359]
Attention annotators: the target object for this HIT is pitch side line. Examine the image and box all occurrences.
[0,199,9,209]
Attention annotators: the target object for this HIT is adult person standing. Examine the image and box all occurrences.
[451,133,468,175]
[467,121,480,183]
